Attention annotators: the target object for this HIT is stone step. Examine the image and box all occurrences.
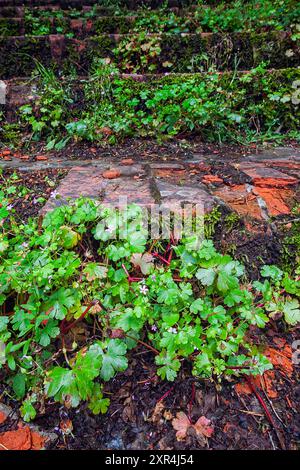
[0,0,195,7]
[39,163,218,216]
[29,151,300,223]
[1,8,297,36]
[1,69,299,141]
[0,31,298,79]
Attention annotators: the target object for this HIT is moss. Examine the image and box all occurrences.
[0,19,21,36]
[0,37,52,79]
[93,16,134,34]
[252,31,299,68]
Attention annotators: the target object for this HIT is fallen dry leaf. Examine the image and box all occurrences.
[60,419,73,435]
[172,412,190,441]
[122,396,135,423]
[172,412,214,441]
[235,371,278,398]
[194,415,214,438]
[150,401,165,424]
[265,345,293,377]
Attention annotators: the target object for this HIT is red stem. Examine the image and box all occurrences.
[245,376,276,427]
[188,382,196,424]
[157,385,175,403]
[60,301,98,335]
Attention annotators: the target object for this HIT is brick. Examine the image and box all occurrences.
[252,187,293,216]
[103,178,155,207]
[156,180,216,214]
[214,184,263,220]
[235,163,299,188]
[202,174,223,184]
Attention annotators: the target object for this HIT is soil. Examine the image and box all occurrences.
[1,168,67,220]
[0,324,298,451]
[14,137,263,163]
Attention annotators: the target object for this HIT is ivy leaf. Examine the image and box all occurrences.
[282,299,300,325]
[100,339,128,382]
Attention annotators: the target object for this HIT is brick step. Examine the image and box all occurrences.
[0,2,287,19]
[31,154,299,221]
[0,14,295,36]
[1,69,299,140]
[0,0,195,7]
[0,31,298,79]
[2,68,299,111]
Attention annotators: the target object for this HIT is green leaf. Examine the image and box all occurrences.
[155,353,180,381]
[59,226,81,249]
[131,253,154,275]
[196,268,215,286]
[283,299,300,325]
[13,373,26,399]
[100,339,128,382]
[88,383,110,415]
[83,263,108,281]
[0,316,9,333]
[20,398,37,422]
[261,265,283,281]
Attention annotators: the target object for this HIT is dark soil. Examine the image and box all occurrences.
[22,137,260,163]
[21,325,300,451]
[1,168,67,220]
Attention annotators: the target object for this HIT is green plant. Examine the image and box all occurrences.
[18,64,300,146]
[1,188,300,420]
[113,32,163,73]
[19,63,74,149]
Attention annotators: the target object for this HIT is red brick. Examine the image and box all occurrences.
[235,163,298,188]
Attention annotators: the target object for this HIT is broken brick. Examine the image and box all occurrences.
[214,184,263,220]
[0,411,7,425]
[236,163,298,188]
[252,187,293,216]
[202,174,223,184]
[102,169,121,179]
[0,427,32,451]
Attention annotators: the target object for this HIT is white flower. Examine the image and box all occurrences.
[168,327,177,334]
[6,204,13,210]
[139,284,148,295]
[50,190,59,199]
